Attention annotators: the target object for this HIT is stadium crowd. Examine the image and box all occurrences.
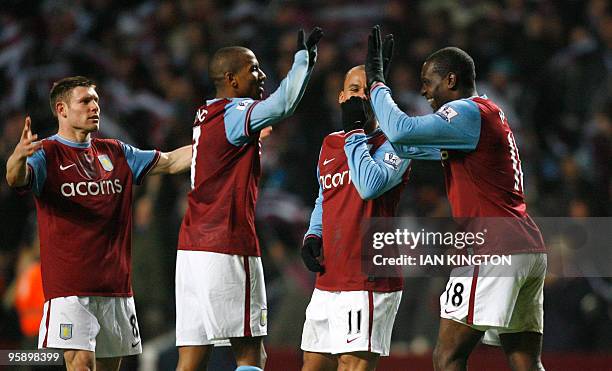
[0,0,610,359]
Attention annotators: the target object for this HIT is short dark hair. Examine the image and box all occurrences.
[425,47,476,90]
[49,76,96,117]
[208,46,252,87]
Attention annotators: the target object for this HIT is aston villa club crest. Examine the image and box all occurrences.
[98,154,113,171]
[60,324,73,340]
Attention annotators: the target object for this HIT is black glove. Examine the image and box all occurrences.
[297,27,324,67]
[301,236,324,273]
[341,96,368,133]
[382,34,394,80]
[366,25,385,87]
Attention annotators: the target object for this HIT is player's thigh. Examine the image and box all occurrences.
[337,351,379,371]
[302,351,337,371]
[177,345,213,371]
[434,318,483,360]
[96,356,122,371]
[176,251,267,342]
[440,261,524,332]
[301,289,333,354]
[39,296,99,352]
[506,254,546,333]
[328,290,401,357]
[94,296,142,358]
[484,254,546,347]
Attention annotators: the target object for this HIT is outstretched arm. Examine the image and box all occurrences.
[370,83,481,150]
[6,117,42,187]
[150,145,191,175]
[224,28,323,146]
[344,131,410,200]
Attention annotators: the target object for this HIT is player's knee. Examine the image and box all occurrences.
[337,357,359,371]
[176,356,199,371]
[64,350,95,371]
[337,353,376,371]
[433,343,467,370]
[507,354,545,371]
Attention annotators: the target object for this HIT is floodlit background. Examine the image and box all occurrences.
[0,0,610,370]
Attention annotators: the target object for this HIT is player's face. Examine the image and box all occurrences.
[420,61,451,112]
[62,86,100,132]
[235,51,267,99]
[339,67,375,125]
[339,67,367,103]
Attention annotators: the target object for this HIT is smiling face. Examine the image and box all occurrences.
[339,66,368,103]
[233,50,267,99]
[420,61,455,112]
[57,86,100,134]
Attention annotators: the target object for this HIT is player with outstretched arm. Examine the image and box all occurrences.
[175,28,323,371]
[300,59,439,371]
[5,76,191,371]
[365,26,547,371]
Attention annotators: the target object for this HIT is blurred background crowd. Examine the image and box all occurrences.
[0,0,610,364]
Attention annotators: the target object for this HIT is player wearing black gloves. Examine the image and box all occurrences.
[299,62,439,370]
[301,236,324,273]
[297,27,324,67]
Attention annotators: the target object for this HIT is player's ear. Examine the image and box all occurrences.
[338,90,345,104]
[447,72,458,90]
[56,101,67,118]
[225,72,238,88]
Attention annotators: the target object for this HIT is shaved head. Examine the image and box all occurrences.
[209,46,253,88]
[344,65,365,82]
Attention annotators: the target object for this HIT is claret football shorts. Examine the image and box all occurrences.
[38,296,142,357]
[301,289,402,356]
[439,253,546,346]
[175,250,267,346]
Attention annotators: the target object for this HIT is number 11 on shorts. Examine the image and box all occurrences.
[347,309,362,335]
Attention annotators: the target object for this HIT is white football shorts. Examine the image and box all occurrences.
[440,253,546,346]
[38,296,142,357]
[301,289,402,356]
[175,250,267,346]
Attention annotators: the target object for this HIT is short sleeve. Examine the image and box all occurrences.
[25,149,47,196]
[119,141,160,184]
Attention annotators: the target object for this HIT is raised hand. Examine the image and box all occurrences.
[297,27,324,67]
[341,96,368,133]
[14,116,42,159]
[382,34,394,80]
[366,25,385,87]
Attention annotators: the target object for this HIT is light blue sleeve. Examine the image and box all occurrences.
[344,132,410,200]
[370,84,481,150]
[305,169,323,239]
[26,149,46,196]
[390,143,441,160]
[120,142,158,184]
[224,50,311,146]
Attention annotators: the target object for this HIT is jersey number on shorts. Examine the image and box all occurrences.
[129,314,139,339]
[347,309,362,335]
[445,282,464,307]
